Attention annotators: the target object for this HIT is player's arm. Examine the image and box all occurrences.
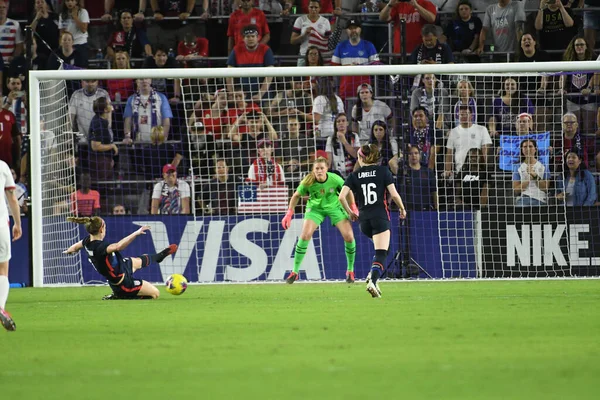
[338,185,358,221]
[282,190,302,229]
[64,240,83,254]
[106,225,150,253]
[6,188,22,241]
[386,183,406,219]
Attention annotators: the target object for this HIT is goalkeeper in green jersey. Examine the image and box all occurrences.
[281,157,359,283]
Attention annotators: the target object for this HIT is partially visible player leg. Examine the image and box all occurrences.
[0,260,16,331]
[134,244,179,271]
[334,219,356,283]
[367,230,391,298]
[287,218,320,284]
[137,281,160,299]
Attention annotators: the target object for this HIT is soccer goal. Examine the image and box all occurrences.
[29,61,600,286]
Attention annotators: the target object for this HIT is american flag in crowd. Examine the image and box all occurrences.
[237,185,289,214]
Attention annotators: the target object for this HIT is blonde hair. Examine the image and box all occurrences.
[358,144,381,165]
[456,79,474,98]
[113,50,131,69]
[300,157,329,187]
[67,216,104,235]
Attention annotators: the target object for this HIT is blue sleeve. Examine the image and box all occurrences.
[444,44,455,63]
[137,29,150,46]
[227,50,237,67]
[556,177,564,194]
[408,49,418,64]
[123,97,134,118]
[264,48,275,66]
[384,167,394,186]
[526,98,535,115]
[583,171,597,206]
[512,171,520,181]
[542,167,551,179]
[159,93,173,118]
[474,17,483,34]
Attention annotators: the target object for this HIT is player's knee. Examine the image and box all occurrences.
[152,288,160,299]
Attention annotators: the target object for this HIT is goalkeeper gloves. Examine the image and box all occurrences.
[281,209,294,230]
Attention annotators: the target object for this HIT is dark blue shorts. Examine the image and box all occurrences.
[110,258,143,298]
[359,217,390,239]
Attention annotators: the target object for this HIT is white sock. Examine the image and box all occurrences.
[0,275,9,309]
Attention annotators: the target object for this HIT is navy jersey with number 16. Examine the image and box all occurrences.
[344,165,394,220]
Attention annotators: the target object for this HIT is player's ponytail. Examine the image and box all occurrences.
[66,216,104,235]
[358,144,381,165]
[301,156,329,187]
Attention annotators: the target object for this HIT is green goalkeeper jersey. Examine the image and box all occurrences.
[297,172,345,212]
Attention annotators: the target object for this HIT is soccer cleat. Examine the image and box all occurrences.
[365,271,372,284]
[366,280,382,298]
[157,244,179,263]
[286,272,299,284]
[102,293,121,300]
[0,308,16,331]
[345,271,355,284]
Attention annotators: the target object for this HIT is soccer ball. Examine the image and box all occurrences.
[165,274,188,295]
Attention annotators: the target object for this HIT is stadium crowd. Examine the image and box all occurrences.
[0,0,599,216]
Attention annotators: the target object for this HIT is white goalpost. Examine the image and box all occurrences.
[29,61,600,286]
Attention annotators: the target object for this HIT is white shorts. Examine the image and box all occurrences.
[0,221,11,263]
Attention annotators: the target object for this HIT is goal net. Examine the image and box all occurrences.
[29,62,600,286]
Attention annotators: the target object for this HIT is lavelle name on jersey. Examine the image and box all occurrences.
[358,171,377,179]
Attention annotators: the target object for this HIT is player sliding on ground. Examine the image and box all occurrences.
[282,157,359,283]
[64,217,178,299]
[339,144,407,298]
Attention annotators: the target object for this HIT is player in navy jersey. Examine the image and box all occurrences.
[339,144,407,298]
[63,217,178,300]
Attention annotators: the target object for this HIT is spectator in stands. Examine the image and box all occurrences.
[258,0,283,54]
[176,31,209,68]
[560,36,598,136]
[247,139,285,187]
[452,79,477,126]
[123,78,173,145]
[410,106,439,170]
[69,80,110,144]
[228,110,278,176]
[142,46,182,103]
[10,168,27,214]
[101,1,145,23]
[47,31,88,69]
[0,107,18,170]
[290,0,331,66]
[556,148,597,205]
[228,0,271,54]
[401,145,438,210]
[19,116,56,184]
[534,0,576,60]
[352,83,393,144]
[512,138,550,206]
[456,148,489,209]
[226,25,275,102]
[279,116,313,184]
[304,45,324,66]
[556,112,591,167]
[442,0,482,62]
[515,112,534,135]
[331,19,379,100]
[326,113,360,178]
[516,33,551,95]
[106,9,152,62]
[59,0,90,60]
[0,0,24,63]
[200,88,230,140]
[379,0,436,58]
[488,77,534,139]
[583,0,600,51]
[3,76,27,137]
[444,105,492,176]
[88,97,117,182]
[106,50,135,102]
[206,0,235,58]
[70,173,101,216]
[410,74,450,132]
[361,0,389,57]
[151,163,191,215]
[370,120,399,175]
[8,38,47,92]
[199,158,238,215]
[476,0,525,59]
[409,24,455,65]
[112,204,127,215]
[266,77,313,132]
[29,0,59,59]
[147,0,196,51]
[225,89,262,129]
[313,76,344,138]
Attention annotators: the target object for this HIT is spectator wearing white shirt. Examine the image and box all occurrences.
[58,0,90,60]
[151,164,191,215]
[312,77,344,138]
[69,80,110,144]
[512,138,550,206]
[444,105,492,175]
[0,0,24,63]
[290,0,332,66]
[351,83,393,144]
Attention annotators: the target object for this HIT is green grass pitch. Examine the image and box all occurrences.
[2,280,599,400]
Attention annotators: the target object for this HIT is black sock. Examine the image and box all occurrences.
[140,253,161,268]
[371,249,388,284]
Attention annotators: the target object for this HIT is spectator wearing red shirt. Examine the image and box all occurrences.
[379,0,436,57]
[297,0,338,14]
[106,50,135,102]
[176,32,209,68]
[0,109,19,170]
[225,89,262,134]
[227,0,270,53]
[70,173,101,216]
[200,88,230,140]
